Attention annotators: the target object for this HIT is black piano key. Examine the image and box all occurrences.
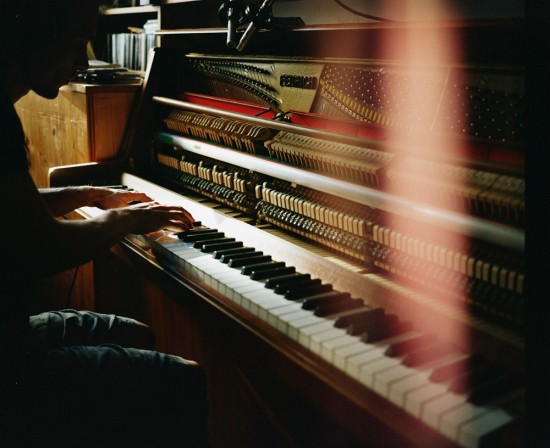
[334,307,385,329]
[214,247,256,259]
[241,261,286,276]
[348,312,390,335]
[348,313,390,336]
[266,274,311,290]
[353,314,398,338]
[228,255,272,268]
[360,318,413,343]
[192,221,202,227]
[448,364,502,394]
[176,225,212,239]
[284,283,333,301]
[180,231,224,242]
[274,278,322,295]
[176,227,217,235]
[385,333,436,357]
[402,343,452,367]
[220,251,263,264]
[468,374,522,405]
[250,266,296,281]
[194,236,234,249]
[202,240,242,252]
[429,354,486,383]
[301,292,352,310]
[313,298,364,317]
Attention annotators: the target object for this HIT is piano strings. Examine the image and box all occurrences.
[156,101,524,331]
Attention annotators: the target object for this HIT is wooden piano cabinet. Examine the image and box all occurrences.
[20,264,95,315]
[15,82,140,188]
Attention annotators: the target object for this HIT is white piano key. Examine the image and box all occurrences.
[211,271,241,297]
[372,363,417,397]
[421,392,466,431]
[404,382,448,418]
[266,302,303,328]
[310,328,347,355]
[333,341,371,370]
[171,247,207,260]
[224,278,256,303]
[335,329,421,376]
[208,270,236,292]
[201,261,231,280]
[244,289,285,315]
[193,258,230,284]
[285,314,326,341]
[388,371,431,408]
[358,356,402,388]
[209,273,242,300]
[246,295,277,317]
[276,309,315,335]
[234,280,267,297]
[298,320,335,347]
[171,250,212,270]
[320,334,361,364]
[291,314,326,331]
[458,409,513,448]
[202,257,233,273]
[257,297,295,321]
[345,346,386,379]
[440,402,488,443]
[238,284,272,310]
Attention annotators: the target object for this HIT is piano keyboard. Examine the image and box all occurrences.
[139,228,520,448]
[79,173,522,448]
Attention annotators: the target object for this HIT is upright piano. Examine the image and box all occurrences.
[50,20,525,448]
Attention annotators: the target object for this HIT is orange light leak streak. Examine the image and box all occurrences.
[379,1,470,440]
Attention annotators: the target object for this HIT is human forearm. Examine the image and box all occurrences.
[39,186,102,216]
[11,203,195,277]
[17,209,142,275]
[39,186,153,216]
[4,171,194,277]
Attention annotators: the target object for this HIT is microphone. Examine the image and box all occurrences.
[218,1,244,49]
[236,0,274,52]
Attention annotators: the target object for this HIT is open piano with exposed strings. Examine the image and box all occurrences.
[50,21,525,448]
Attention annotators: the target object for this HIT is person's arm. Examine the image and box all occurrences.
[39,185,154,217]
[2,170,195,277]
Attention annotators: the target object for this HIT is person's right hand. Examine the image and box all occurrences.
[108,201,196,235]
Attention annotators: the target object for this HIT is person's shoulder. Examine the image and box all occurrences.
[0,94,22,135]
[0,91,18,123]
[0,90,29,173]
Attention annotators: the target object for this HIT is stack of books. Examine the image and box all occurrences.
[103,19,159,72]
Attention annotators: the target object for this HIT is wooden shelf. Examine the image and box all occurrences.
[102,5,160,16]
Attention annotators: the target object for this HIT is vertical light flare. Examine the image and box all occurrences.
[380,1,470,440]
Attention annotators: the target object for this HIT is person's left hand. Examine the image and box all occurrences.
[91,188,153,210]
